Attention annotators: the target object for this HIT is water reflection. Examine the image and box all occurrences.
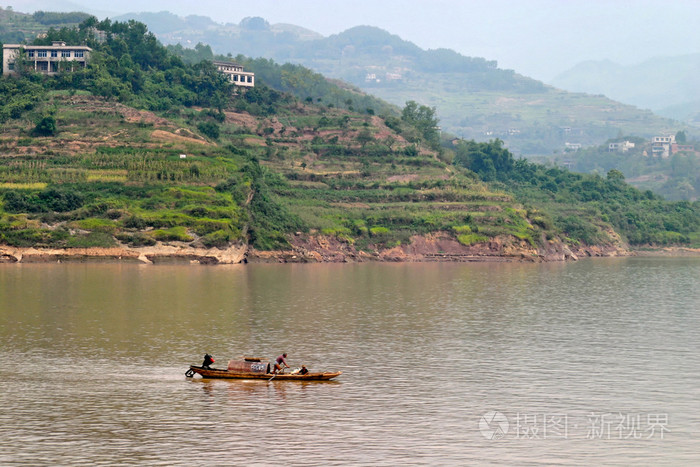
[1,259,699,465]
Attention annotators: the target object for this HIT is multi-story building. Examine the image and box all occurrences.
[213,61,255,87]
[2,41,92,75]
[651,135,675,158]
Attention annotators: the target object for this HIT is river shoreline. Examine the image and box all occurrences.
[0,232,659,264]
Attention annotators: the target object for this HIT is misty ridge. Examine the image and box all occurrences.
[109,12,687,147]
[114,10,700,122]
[552,54,700,123]
[107,9,700,201]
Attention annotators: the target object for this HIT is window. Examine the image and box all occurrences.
[8,62,15,71]
[28,51,35,58]
[51,51,58,58]
[37,51,47,58]
[74,51,84,58]
[233,75,239,81]
[62,51,70,58]
[247,76,252,83]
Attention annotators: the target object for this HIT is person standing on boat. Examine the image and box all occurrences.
[272,353,289,374]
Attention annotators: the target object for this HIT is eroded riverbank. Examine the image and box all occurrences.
[0,232,637,264]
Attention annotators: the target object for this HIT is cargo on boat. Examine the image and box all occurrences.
[185,357,342,381]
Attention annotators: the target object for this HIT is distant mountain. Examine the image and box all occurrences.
[113,11,323,51]
[0,7,91,42]
[109,11,683,157]
[551,54,700,125]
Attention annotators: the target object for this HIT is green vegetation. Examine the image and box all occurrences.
[110,12,682,157]
[1,8,91,43]
[542,135,700,201]
[0,13,699,255]
[166,42,396,117]
[8,18,234,113]
[453,139,700,245]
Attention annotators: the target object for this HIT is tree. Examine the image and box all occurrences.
[34,115,57,136]
[675,130,687,144]
[401,100,440,149]
[452,139,514,181]
[198,121,220,139]
[357,129,373,148]
[607,169,625,181]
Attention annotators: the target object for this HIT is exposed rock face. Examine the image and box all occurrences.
[247,233,622,264]
[0,244,247,265]
[0,233,634,265]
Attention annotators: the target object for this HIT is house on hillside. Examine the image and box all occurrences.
[608,141,635,152]
[213,61,254,87]
[2,41,92,75]
[651,135,675,158]
[672,143,695,155]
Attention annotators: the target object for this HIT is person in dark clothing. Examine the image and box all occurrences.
[202,354,215,369]
[299,365,309,375]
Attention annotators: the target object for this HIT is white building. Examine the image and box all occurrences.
[608,141,635,152]
[651,135,675,158]
[2,41,91,75]
[213,61,254,87]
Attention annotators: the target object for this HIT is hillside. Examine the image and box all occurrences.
[551,55,700,126]
[111,12,681,157]
[0,8,91,43]
[0,90,568,263]
[536,134,700,202]
[1,16,699,264]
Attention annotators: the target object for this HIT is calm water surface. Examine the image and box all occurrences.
[1,258,699,465]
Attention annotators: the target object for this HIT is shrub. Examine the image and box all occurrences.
[321,227,352,237]
[72,218,118,233]
[457,233,488,246]
[115,232,157,247]
[198,121,220,139]
[404,145,419,157]
[66,232,117,248]
[191,218,232,236]
[40,188,84,212]
[34,115,57,136]
[3,188,83,213]
[150,226,194,242]
[200,229,232,248]
[452,225,472,234]
[122,216,148,229]
[557,215,606,245]
[369,226,390,236]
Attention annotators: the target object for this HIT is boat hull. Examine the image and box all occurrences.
[187,365,342,381]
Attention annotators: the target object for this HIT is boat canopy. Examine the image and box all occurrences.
[227,357,268,374]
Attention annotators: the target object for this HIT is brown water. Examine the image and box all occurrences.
[1,258,699,465]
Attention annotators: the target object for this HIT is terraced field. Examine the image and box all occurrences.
[0,93,548,255]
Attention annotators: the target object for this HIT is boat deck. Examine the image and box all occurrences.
[187,365,342,381]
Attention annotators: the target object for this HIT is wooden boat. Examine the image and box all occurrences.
[185,357,342,381]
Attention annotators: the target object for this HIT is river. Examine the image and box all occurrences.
[1,258,698,465]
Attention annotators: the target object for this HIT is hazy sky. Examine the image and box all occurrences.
[10,0,700,81]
